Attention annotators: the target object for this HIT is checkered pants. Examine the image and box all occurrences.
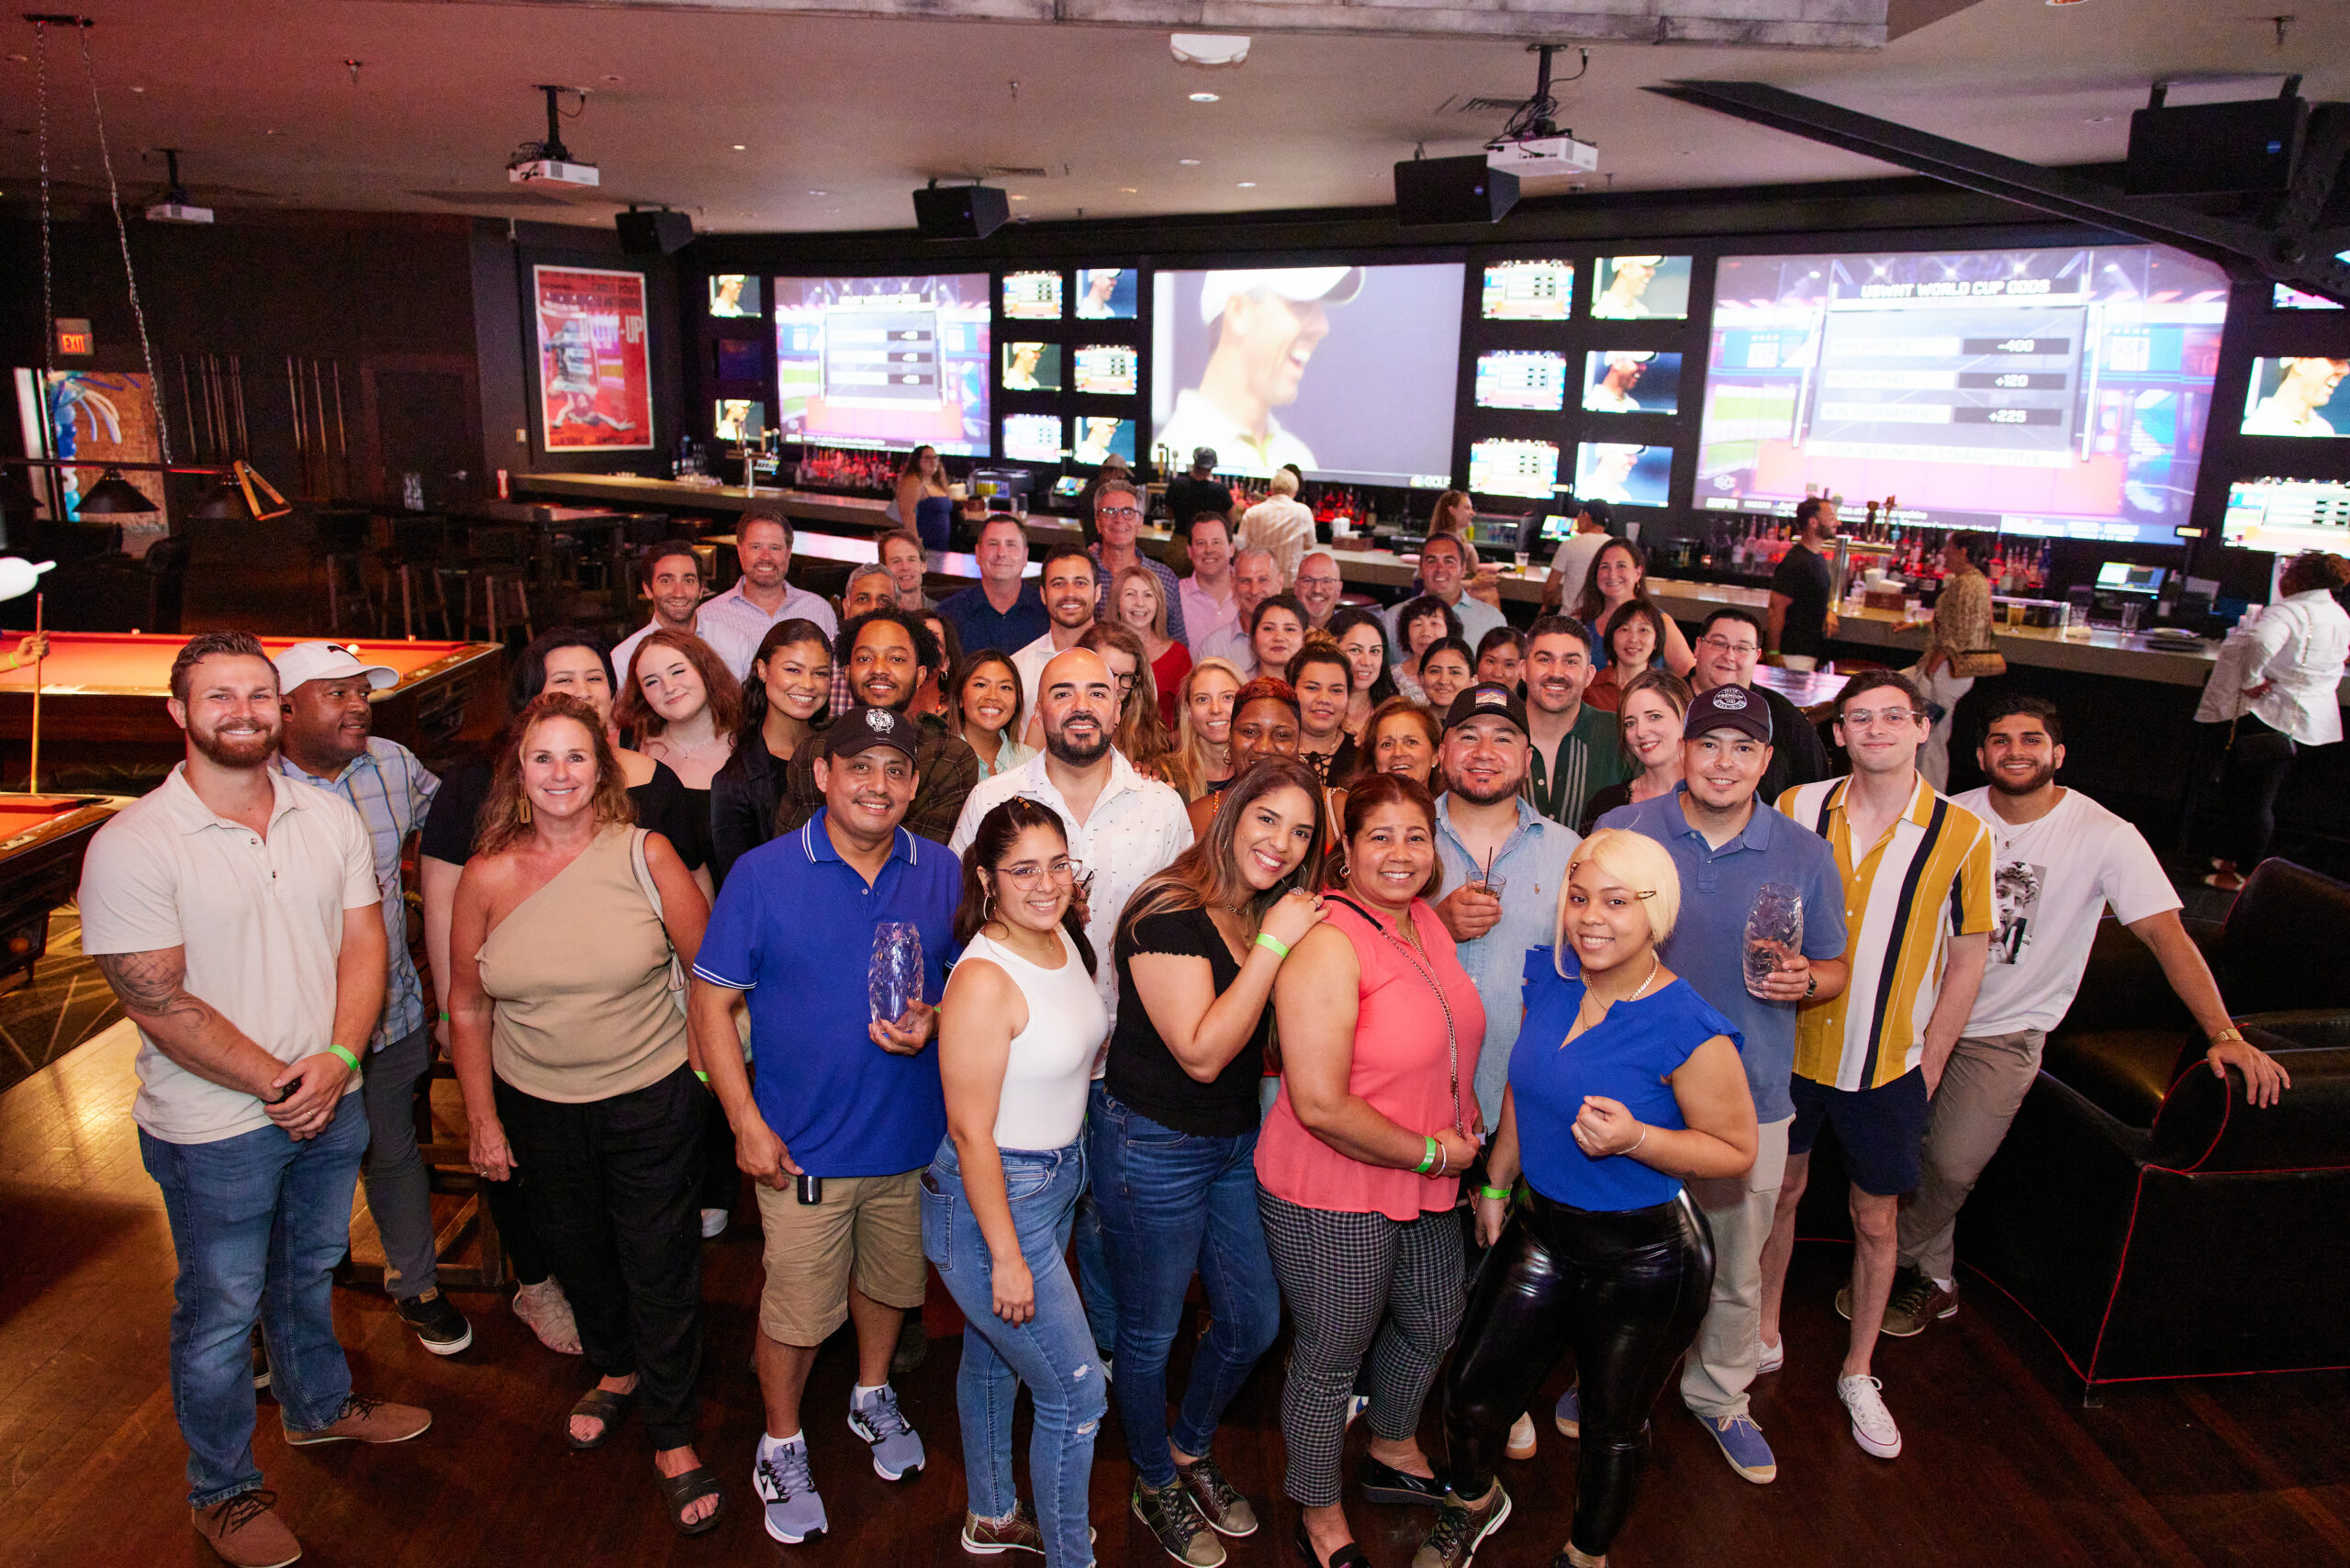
[1259,1190,1464,1506]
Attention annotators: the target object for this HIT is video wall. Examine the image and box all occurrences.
[690,237,2344,566]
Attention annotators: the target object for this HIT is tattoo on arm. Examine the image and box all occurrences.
[93,948,218,1030]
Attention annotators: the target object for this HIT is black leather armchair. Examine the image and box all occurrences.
[1961,860,2350,1388]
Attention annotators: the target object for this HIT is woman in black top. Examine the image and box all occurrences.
[708,620,832,887]
[1091,756,1329,1564]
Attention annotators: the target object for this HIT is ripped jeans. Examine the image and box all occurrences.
[923,1137,1104,1568]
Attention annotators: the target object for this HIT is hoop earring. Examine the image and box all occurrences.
[981,881,995,921]
[519,795,532,824]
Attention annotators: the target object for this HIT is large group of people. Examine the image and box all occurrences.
[78,498,2311,1568]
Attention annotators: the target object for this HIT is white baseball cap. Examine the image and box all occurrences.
[1198,267,1364,325]
[274,640,398,693]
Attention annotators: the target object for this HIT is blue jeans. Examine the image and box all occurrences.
[1087,1089,1282,1488]
[1072,1085,1121,1360]
[922,1137,1103,1568]
[140,1100,369,1507]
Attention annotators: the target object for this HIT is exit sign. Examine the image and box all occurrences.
[53,319,93,357]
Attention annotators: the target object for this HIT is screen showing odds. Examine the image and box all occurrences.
[773,274,991,456]
[1698,245,2230,544]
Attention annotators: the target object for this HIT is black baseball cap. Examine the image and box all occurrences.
[1442,683,1529,738]
[1684,682,1773,745]
[824,704,921,761]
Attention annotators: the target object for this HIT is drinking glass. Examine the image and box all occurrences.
[1743,883,1804,998]
[869,921,925,1026]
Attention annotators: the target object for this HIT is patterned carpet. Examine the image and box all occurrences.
[0,909,125,1099]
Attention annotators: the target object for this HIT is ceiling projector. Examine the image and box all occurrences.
[1486,135,1599,178]
[509,157,599,188]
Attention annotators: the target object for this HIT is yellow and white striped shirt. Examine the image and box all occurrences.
[1778,775,1994,1092]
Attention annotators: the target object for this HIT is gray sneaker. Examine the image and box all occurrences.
[848,1384,925,1480]
[1411,1481,1512,1568]
[754,1439,827,1544]
[1176,1453,1259,1538]
[1132,1476,1226,1567]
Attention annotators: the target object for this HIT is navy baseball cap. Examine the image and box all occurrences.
[1442,682,1530,738]
[1684,682,1773,745]
[824,704,920,761]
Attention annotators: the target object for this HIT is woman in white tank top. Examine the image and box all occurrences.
[923,799,1109,1566]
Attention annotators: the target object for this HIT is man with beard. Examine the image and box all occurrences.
[1586,683,1848,1486]
[1520,616,1633,832]
[79,631,430,1568]
[1878,696,2290,1339]
[699,512,840,681]
[952,647,1195,1380]
[612,545,751,690]
[1582,351,1654,413]
[1013,545,1102,719]
[1691,609,1829,805]
[829,566,904,714]
[271,642,470,1358]
[1292,552,1345,633]
[777,609,979,845]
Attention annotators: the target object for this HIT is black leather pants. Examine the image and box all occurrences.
[1443,1186,1714,1558]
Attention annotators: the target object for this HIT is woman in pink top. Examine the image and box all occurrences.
[1259,773,1486,1568]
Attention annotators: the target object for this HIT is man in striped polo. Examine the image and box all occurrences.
[1760,670,1992,1463]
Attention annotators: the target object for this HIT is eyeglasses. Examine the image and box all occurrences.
[1097,505,1142,521]
[1296,575,1341,588]
[994,857,1076,889]
[1699,635,1759,657]
[1841,707,1923,729]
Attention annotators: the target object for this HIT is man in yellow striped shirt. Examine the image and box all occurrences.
[1759,670,1992,1463]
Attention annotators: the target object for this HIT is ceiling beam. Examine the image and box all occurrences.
[1647,79,2350,304]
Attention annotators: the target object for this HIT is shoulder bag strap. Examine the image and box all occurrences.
[628,829,691,1014]
[1325,892,1465,1137]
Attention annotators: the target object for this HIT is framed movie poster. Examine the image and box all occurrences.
[534,264,654,450]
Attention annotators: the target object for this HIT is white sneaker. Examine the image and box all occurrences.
[1836,1374,1902,1459]
[1505,1412,1538,1460]
[511,1278,583,1355]
[1756,1338,1785,1374]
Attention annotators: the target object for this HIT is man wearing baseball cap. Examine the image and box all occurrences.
[272,641,471,1358]
[1156,268,1364,476]
[1164,446,1237,562]
[695,700,960,1544]
[1578,680,1848,1486]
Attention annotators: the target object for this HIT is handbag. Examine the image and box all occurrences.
[627,828,691,1019]
[1949,647,2008,679]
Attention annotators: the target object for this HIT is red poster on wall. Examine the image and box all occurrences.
[534,264,655,450]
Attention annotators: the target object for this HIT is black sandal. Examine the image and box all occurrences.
[1293,1521,1371,1568]
[658,1463,724,1536]
[565,1386,636,1451]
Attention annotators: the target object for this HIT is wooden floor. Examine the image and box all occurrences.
[1,1025,2343,1568]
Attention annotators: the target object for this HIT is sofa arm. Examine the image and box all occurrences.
[2148,1041,2350,1173]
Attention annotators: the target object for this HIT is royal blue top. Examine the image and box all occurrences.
[693,810,959,1178]
[1509,946,1742,1213]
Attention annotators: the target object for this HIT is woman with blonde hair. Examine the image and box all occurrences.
[448,692,722,1535]
[1173,657,1246,802]
[1576,669,1691,834]
[1426,829,1753,1568]
[1113,564,1193,729]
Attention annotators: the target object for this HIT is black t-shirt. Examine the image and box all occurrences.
[1752,684,1830,807]
[1769,543,1834,661]
[1165,476,1236,539]
[1104,905,1271,1138]
[416,754,710,870]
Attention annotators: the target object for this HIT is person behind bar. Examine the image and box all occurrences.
[83,630,429,1568]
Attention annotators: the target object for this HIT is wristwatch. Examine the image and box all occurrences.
[1804,971,1818,999]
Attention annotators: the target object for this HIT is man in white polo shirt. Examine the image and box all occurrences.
[696,511,838,680]
[80,631,431,1568]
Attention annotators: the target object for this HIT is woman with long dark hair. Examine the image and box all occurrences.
[1260,774,1485,1568]
[1424,831,1754,1568]
[1573,540,1695,678]
[447,693,722,1535]
[1080,622,1184,787]
[1327,608,1400,737]
[924,799,1108,1565]
[710,620,832,888]
[1583,601,1670,713]
[896,444,957,550]
[1095,757,1328,1566]
[950,651,1035,781]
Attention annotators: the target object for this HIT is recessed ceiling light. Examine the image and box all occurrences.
[1119,186,1138,194]
[732,143,746,151]
[1010,195,1028,201]
[1178,158,1202,166]
[1237,181,1256,188]
[129,85,144,94]
[807,189,828,196]
[264,129,280,136]
[1189,92,1220,104]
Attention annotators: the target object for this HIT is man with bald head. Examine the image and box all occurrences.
[1194,548,1281,671]
[951,645,1192,1378]
[1293,550,1345,631]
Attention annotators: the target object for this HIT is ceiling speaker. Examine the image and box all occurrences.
[912,184,1010,241]
[616,209,695,254]
[1393,155,1519,227]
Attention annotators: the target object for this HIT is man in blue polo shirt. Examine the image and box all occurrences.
[692,706,959,1546]
[1585,682,1847,1486]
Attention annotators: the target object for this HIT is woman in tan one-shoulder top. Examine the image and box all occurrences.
[447,693,722,1537]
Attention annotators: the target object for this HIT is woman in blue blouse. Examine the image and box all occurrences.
[1416,829,1757,1568]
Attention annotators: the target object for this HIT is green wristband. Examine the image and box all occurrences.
[328,1045,362,1072]
[437,1010,451,1024]
[1478,1184,1511,1203]
[694,1070,711,1084]
[1416,1135,1438,1174]
[1253,932,1291,959]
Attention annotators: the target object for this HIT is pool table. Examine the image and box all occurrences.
[0,633,507,790]
[0,795,117,984]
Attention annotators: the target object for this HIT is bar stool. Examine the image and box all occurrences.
[308,508,377,634]
[376,515,455,639]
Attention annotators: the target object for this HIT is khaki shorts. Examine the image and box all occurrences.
[755,1170,927,1347]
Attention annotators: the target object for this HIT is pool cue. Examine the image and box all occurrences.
[27,591,43,796]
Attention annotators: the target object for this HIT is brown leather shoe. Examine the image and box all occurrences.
[282,1394,431,1447]
[194,1488,301,1568]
